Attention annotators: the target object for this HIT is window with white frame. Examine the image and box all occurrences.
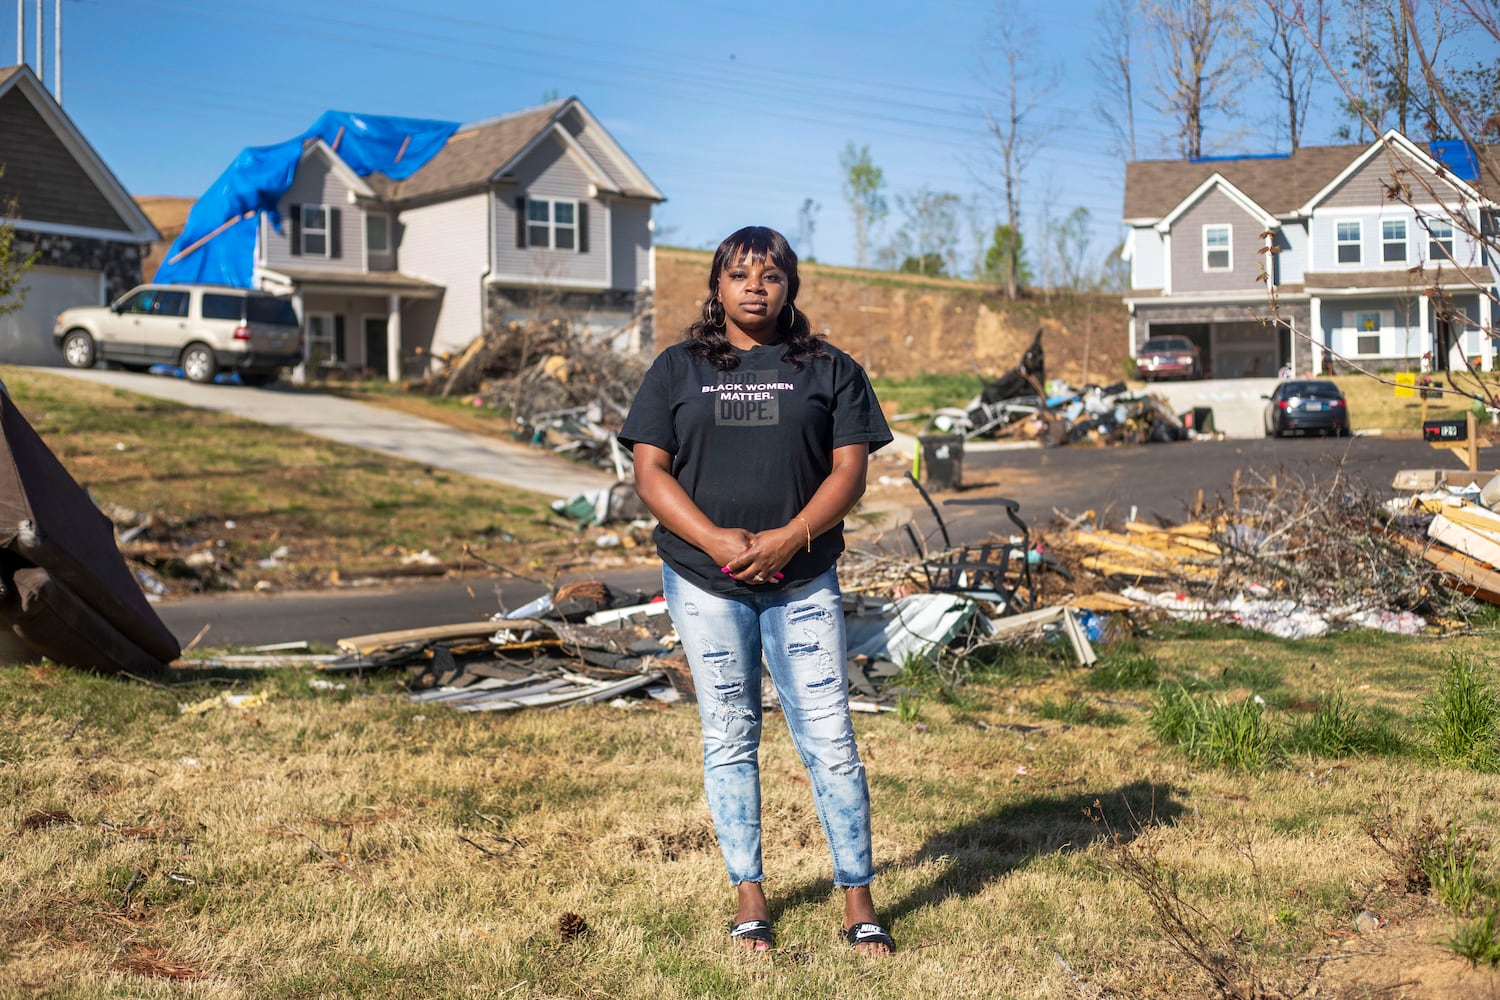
[1428,219,1454,262]
[1353,311,1381,355]
[301,205,329,256]
[526,198,577,250]
[306,313,341,364]
[1203,224,1231,271]
[1336,220,1361,264]
[1382,219,1407,262]
[366,214,390,255]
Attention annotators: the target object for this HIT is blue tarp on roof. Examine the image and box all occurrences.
[1429,140,1480,182]
[155,111,459,288]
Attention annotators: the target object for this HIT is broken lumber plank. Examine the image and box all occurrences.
[1122,522,1222,555]
[336,619,545,656]
[1383,530,1500,604]
[1068,532,1214,566]
[1437,499,1500,537]
[1066,592,1142,611]
[1428,516,1500,571]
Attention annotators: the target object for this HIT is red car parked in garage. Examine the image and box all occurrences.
[1136,335,1203,380]
[1263,379,1350,437]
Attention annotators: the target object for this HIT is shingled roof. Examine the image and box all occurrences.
[1124,139,1497,222]
[366,98,661,205]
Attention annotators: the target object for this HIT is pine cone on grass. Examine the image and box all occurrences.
[557,911,589,942]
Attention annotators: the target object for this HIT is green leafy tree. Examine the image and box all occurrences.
[899,253,948,276]
[0,173,38,318]
[839,142,887,269]
[981,224,1032,287]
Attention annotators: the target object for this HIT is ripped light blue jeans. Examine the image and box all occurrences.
[663,563,875,888]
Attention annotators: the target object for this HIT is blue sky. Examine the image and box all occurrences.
[4,0,1431,272]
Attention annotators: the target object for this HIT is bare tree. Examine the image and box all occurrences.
[1091,0,1141,161]
[981,0,1054,298]
[796,197,821,263]
[1260,0,1328,150]
[1143,0,1252,159]
[839,143,887,269]
[1050,207,1097,292]
[892,186,963,276]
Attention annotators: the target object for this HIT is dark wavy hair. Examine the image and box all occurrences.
[685,226,830,372]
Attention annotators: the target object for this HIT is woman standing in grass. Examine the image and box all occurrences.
[620,226,895,956]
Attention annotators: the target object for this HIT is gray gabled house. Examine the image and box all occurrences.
[1122,130,1497,378]
[251,97,665,379]
[0,64,158,366]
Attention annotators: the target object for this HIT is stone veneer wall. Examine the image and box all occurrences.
[17,230,147,300]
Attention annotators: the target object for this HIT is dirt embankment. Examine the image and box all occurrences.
[655,247,1131,384]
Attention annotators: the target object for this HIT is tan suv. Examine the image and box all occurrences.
[54,284,302,385]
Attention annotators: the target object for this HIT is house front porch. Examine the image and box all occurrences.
[258,268,443,382]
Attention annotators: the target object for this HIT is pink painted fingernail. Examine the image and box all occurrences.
[721,566,732,573]
[774,572,784,580]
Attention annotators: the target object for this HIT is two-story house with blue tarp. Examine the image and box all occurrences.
[1122,130,1496,378]
[173,97,664,381]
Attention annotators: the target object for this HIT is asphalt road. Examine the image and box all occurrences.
[156,433,1452,649]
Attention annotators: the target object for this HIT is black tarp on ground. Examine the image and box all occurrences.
[0,386,180,672]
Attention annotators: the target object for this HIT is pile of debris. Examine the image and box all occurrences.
[314,572,1098,714]
[1044,466,1499,639]
[422,319,649,474]
[923,330,1210,447]
[1383,471,1500,606]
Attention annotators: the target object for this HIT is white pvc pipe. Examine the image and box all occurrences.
[52,0,59,101]
[32,0,40,82]
[15,0,22,65]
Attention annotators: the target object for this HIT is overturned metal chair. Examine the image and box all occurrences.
[903,472,1036,616]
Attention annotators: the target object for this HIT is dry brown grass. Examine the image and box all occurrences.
[4,624,1500,998]
[0,366,609,591]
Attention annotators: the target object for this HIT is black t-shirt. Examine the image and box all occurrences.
[619,339,893,595]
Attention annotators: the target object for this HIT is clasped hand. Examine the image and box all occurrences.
[709,525,801,586]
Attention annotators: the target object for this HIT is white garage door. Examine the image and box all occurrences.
[0,266,104,367]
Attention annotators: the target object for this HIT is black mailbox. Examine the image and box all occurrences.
[1423,419,1468,442]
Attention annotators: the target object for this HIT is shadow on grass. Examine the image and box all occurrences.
[769,779,1184,928]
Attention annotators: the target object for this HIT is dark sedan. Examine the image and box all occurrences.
[1263,379,1350,437]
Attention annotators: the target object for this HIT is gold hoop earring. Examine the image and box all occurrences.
[708,299,725,328]
[782,302,796,328]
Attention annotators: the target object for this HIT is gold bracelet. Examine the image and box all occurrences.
[795,516,812,552]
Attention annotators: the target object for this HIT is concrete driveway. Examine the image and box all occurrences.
[43,368,617,500]
[1143,377,1281,438]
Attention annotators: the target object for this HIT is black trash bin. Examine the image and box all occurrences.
[918,434,964,491]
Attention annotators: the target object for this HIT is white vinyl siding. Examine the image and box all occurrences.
[399,192,490,356]
[1129,227,1165,289]
[609,199,653,291]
